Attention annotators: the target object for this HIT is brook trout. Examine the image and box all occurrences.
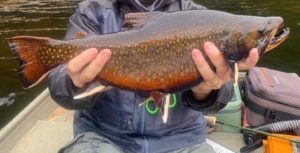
[8,10,289,97]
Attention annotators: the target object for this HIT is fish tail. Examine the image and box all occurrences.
[8,36,52,89]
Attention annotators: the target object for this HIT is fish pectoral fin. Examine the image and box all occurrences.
[73,82,112,99]
[150,91,168,107]
[162,94,171,124]
[138,96,154,107]
[227,60,237,84]
[233,63,239,85]
[122,11,164,30]
[229,62,239,85]
[138,92,171,123]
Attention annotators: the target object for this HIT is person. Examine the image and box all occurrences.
[48,0,259,152]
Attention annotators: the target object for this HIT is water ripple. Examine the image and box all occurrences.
[0,57,17,60]
[0,93,16,107]
[0,27,66,33]
[0,16,68,24]
[0,0,80,24]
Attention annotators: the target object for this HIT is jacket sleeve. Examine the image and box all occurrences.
[182,81,234,113]
[48,64,101,110]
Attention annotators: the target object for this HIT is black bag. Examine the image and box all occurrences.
[243,67,300,134]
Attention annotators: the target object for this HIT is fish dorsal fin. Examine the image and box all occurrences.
[122,11,164,30]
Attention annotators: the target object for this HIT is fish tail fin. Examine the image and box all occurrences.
[8,36,51,89]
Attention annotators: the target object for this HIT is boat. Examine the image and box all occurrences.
[0,87,263,153]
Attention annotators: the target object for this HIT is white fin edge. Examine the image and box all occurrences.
[73,85,111,100]
[234,63,239,85]
[162,94,171,124]
[25,71,50,89]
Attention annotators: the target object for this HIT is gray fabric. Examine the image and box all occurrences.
[247,67,300,109]
[48,0,234,152]
[59,132,216,153]
[171,142,216,153]
[59,132,122,153]
[245,67,300,125]
[245,67,300,135]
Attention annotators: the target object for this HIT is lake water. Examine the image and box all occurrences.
[0,0,299,128]
[0,0,81,128]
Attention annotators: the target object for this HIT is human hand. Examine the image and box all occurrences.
[237,48,259,70]
[191,42,231,100]
[67,48,111,88]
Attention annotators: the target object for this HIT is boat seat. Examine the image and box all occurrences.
[9,120,73,153]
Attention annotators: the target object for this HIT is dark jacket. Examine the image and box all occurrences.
[48,0,234,152]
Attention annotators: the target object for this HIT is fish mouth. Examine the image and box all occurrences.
[265,26,290,52]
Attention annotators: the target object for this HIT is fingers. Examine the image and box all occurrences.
[67,48,98,74]
[191,49,217,85]
[191,49,214,94]
[191,42,232,92]
[237,48,259,70]
[67,48,111,88]
[203,42,231,81]
[79,49,111,82]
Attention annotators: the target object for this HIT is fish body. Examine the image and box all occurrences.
[8,10,289,93]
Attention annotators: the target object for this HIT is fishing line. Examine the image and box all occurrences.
[216,120,300,144]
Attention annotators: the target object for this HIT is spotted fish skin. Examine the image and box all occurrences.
[8,10,286,92]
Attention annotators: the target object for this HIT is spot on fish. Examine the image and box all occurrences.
[136,77,140,82]
[168,73,173,79]
[147,70,153,76]
[152,73,158,79]
[180,72,185,77]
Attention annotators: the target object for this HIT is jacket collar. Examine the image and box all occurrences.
[117,0,177,11]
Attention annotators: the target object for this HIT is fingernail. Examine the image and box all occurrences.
[84,48,98,59]
[192,49,201,57]
[253,49,259,56]
[101,49,111,59]
[205,42,213,51]
[250,50,255,56]
[87,48,98,54]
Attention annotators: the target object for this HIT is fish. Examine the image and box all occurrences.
[7,10,289,99]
